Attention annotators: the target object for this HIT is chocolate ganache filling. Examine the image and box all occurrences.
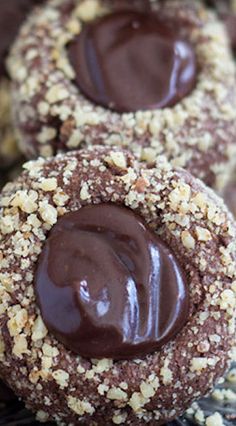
[34,204,189,360]
[68,10,197,113]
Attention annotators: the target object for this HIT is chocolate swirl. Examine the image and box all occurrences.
[68,10,197,113]
[34,204,189,360]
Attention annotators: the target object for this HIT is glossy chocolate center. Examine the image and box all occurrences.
[68,10,197,113]
[34,204,189,360]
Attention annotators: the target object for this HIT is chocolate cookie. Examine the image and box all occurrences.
[8,0,236,191]
[0,146,235,425]
[0,1,44,170]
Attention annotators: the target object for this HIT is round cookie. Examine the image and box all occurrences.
[8,0,236,191]
[0,146,235,425]
[0,1,44,169]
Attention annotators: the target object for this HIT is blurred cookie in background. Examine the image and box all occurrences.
[207,1,236,218]
[0,0,45,77]
[223,174,236,217]
[206,0,236,51]
[0,78,21,170]
[0,1,44,171]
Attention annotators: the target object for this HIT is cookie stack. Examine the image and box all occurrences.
[0,1,236,425]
